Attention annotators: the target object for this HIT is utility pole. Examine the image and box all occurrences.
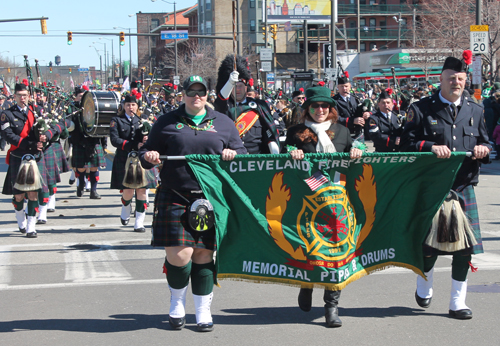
[331,0,337,87]
[304,20,308,72]
[174,1,178,77]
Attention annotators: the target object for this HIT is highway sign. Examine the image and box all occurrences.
[470,25,489,54]
[161,30,189,40]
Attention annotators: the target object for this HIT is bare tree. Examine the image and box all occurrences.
[162,40,218,90]
[481,0,500,83]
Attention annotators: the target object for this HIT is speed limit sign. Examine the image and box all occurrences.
[470,25,489,54]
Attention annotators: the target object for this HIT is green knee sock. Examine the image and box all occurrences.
[38,191,49,206]
[165,260,191,289]
[12,198,24,211]
[452,254,471,281]
[191,262,215,296]
[423,256,438,273]
[136,199,147,213]
[27,200,38,217]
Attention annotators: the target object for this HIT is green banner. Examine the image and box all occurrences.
[187,152,465,290]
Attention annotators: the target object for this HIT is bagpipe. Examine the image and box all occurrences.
[122,113,153,189]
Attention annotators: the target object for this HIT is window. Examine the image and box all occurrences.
[151,37,157,48]
[250,20,256,31]
[206,0,211,10]
[369,18,376,29]
[250,0,255,8]
[360,42,367,52]
[206,21,212,35]
[369,42,377,50]
[401,18,407,29]
[258,0,262,8]
[150,19,160,31]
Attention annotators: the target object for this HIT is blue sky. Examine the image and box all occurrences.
[0,0,197,69]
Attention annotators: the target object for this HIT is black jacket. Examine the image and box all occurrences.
[400,93,491,189]
[367,110,403,152]
[140,104,247,191]
[333,93,363,136]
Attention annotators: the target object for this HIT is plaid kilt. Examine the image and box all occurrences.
[110,150,158,190]
[52,141,70,173]
[2,152,49,195]
[151,185,216,250]
[43,145,61,186]
[72,143,106,169]
[424,185,483,256]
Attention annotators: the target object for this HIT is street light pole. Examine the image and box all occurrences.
[129,28,132,79]
[174,1,177,77]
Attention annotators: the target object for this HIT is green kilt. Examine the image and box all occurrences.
[43,145,61,186]
[52,141,70,173]
[423,185,483,256]
[72,143,106,169]
[110,150,158,190]
[2,152,49,195]
[151,185,216,250]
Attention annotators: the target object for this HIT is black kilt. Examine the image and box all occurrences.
[43,145,61,186]
[72,143,106,169]
[110,150,157,190]
[151,185,216,250]
[2,152,49,195]
[52,141,70,173]
[424,185,483,256]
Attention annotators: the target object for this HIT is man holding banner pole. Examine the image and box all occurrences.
[401,53,491,320]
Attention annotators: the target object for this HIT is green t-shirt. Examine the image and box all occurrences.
[185,111,207,125]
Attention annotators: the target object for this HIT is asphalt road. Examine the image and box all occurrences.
[1,147,499,346]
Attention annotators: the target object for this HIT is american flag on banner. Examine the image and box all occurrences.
[304,171,330,191]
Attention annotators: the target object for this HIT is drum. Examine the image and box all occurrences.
[80,90,120,137]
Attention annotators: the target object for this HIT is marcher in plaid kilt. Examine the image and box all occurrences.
[68,86,105,199]
[140,75,247,332]
[1,82,63,238]
[401,55,492,320]
[110,94,154,232]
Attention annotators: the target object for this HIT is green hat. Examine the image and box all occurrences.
[302,86,336,109]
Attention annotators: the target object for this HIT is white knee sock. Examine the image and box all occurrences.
[169,285,188,318]
[193,292,213,324]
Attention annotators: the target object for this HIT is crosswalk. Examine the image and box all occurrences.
[0,239,166,291]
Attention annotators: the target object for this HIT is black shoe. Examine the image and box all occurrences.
[325,305,342,328]
[69,179,75,185]
[19,227,27,234]
[415,291,432,308]
[26,232,38,238]
[47,208,55,213]
[36,219,47,225]
[298,288,313,312]
[196,322,214,332]
[449,309,473,319]
[77,188,83,197]
[168,316,185,330]
[121,218,130,226]
[134,227,146,233]
[90,191,101,199]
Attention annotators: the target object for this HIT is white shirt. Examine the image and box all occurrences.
[438,91,460,107]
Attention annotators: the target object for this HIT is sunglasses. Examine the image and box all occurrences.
[310,103,330,109]
[185,89,207,97]
[296,97,305,100]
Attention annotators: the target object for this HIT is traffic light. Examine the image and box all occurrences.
[120,32,125,46]
[7,67,11,73]
[41,19,47,35]
[67,31,72,45]
[270,24,278,40]
[262,25,268,44]
[69,68,72,74]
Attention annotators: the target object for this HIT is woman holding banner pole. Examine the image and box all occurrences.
[286,86,363,328]
[139,75,246,332]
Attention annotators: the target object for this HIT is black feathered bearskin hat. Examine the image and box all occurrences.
[215,54,252,98]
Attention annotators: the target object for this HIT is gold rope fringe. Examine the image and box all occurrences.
[217,262,424,291]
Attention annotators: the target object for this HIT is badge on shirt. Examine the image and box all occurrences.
[0,113,5,122]
[431,120,437,125]
[110,120,116,128]
[176,123,184,129]
[249,101,257,109]
[407,108,415,123]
